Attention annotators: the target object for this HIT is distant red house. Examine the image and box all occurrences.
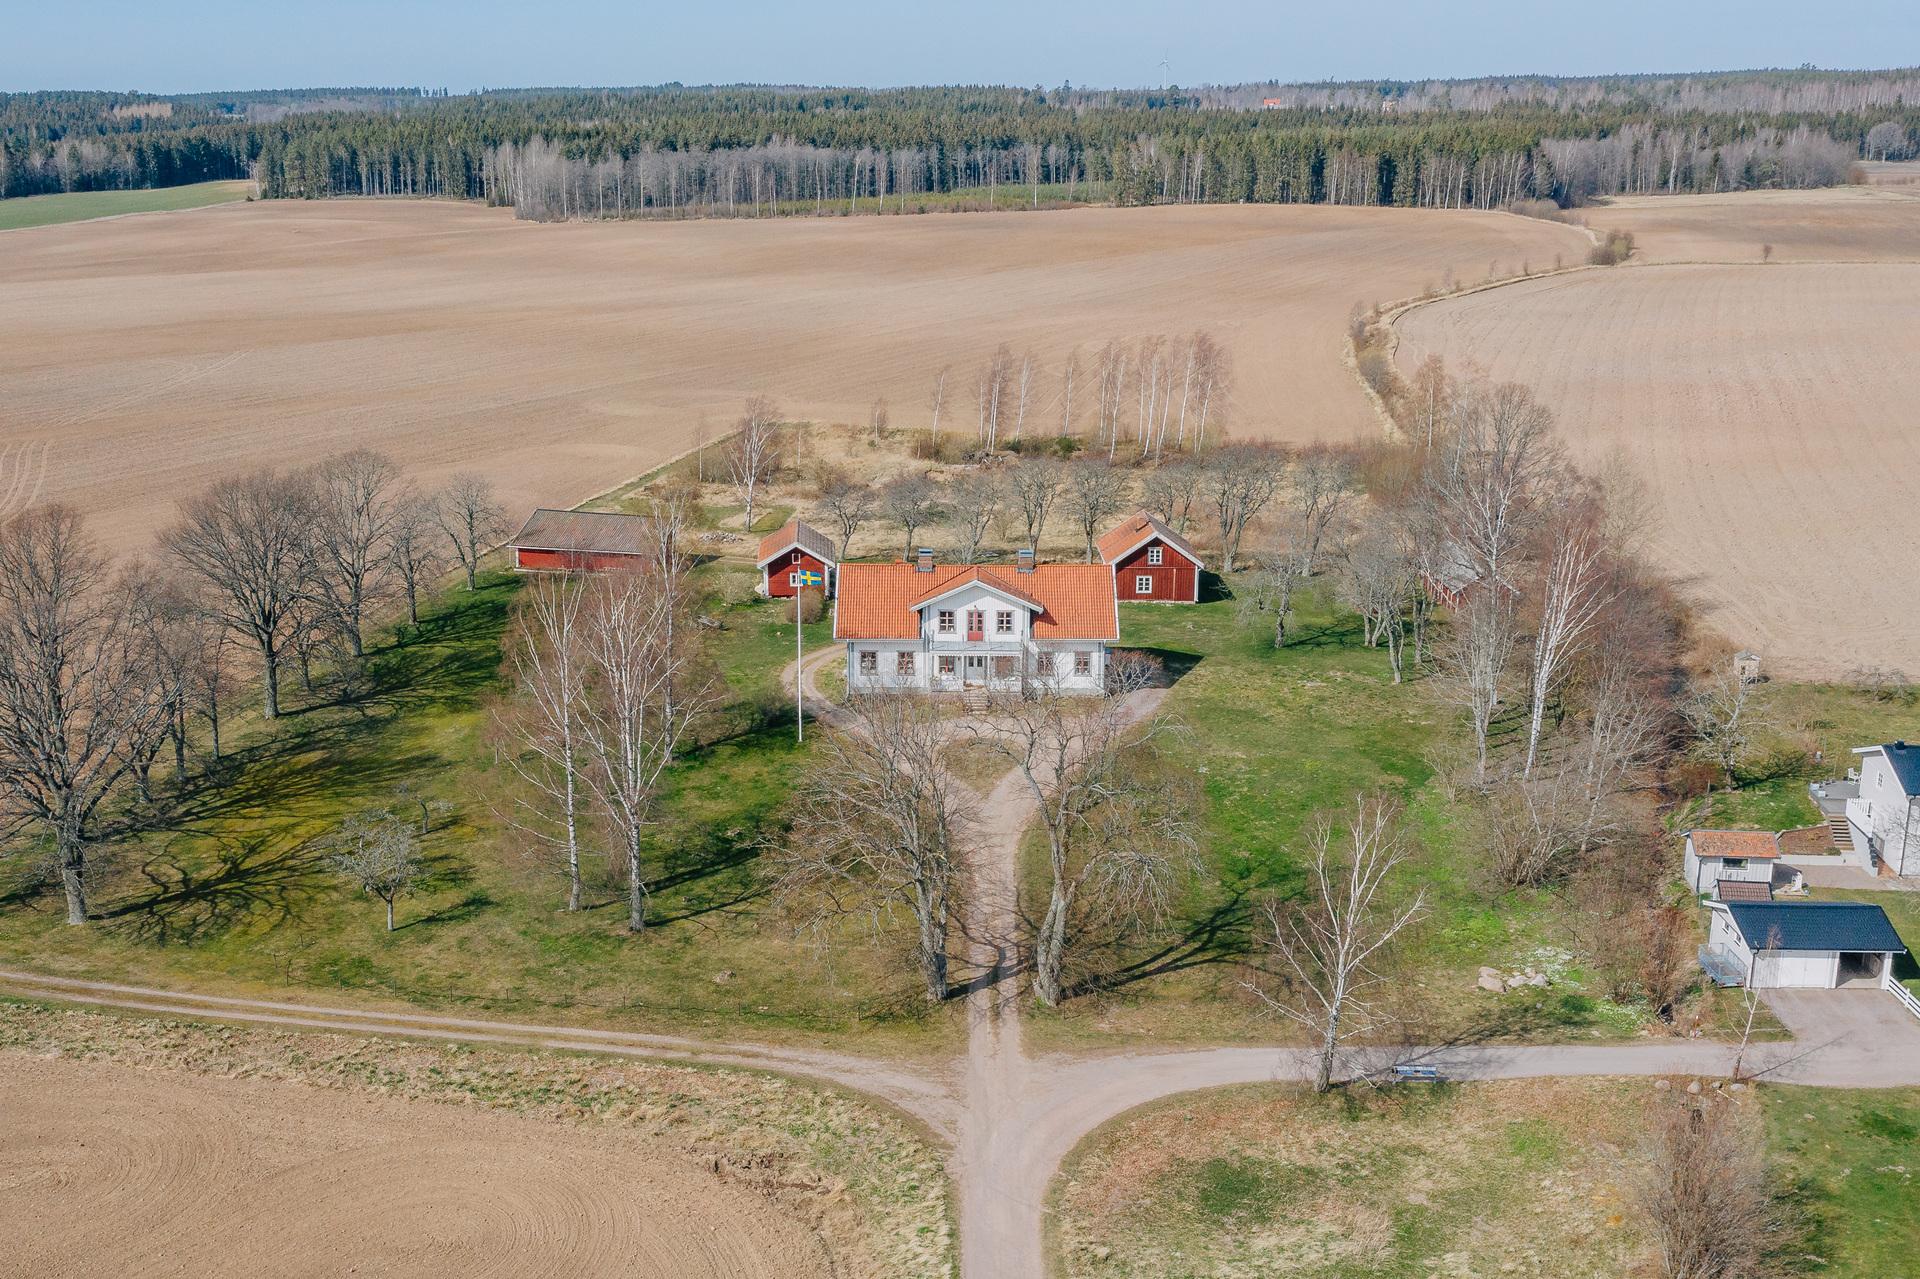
[509,509,655,572]
[756,519,838,598]
[1096,513,1203,603]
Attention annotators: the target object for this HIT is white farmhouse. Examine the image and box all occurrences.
[1844,741,1920,876]
[833,552,1118,695]
[1701,900,1907,990]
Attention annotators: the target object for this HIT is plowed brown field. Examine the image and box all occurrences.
[2,1053,834,1279]
[1396,261,1920,679]
[1583,182,1920,263]
[0,199,1583,556]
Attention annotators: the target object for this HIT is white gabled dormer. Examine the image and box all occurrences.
[912,572,1042,644]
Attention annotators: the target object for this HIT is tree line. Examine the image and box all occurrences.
[5,79,1914,210]
[0,453,507,925]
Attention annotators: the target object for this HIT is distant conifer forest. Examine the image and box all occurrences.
[4,71,1916,219]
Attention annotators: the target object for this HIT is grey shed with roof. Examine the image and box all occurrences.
[1703,899,1909,990]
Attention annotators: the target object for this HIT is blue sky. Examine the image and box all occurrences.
[7,0,1918,94]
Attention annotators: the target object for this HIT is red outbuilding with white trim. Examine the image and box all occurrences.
[1096,512,1203,603]
[756,519,838,598]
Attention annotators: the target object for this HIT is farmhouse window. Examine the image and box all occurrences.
[788,572,799,586]
[992,656,1016,680]
[792,550,803,563]
[858,650,878,675]
[1135,575,1153,594]
[896,651,915,676]
[1147,545,1163,565]
[995,610,1015,635]
[1074,651,1092,676]
[938,655,956,676]
[937,609,956,634]
[1723,858,1747,870]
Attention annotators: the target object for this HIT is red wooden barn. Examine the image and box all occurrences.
[1097,512,1203,603]
[509,508,655,572]
[757,519,838,598]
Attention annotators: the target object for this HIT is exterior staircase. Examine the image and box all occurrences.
[1828,815,1854,851]
[961,689,990,714]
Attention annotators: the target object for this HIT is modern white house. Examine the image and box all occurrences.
[1701,900,1908,990]
[1843,741,1920,876]
[833,553,1118,695]
[1682,829,1782,898]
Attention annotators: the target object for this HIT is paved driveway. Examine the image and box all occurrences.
[1763,988,1920,1074]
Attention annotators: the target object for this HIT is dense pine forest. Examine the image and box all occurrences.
[4,71,1916,219]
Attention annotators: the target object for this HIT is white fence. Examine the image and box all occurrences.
[1888,979,1920,1023]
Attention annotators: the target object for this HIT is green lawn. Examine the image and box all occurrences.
[1697,681,1920,832]
[1053,1079,1920,1279]
[1024,584,1654,1050]
[0,563,950,1053]
[0,181,252,231]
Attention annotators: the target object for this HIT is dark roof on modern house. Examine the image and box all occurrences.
[1725,901,1908,954]
[1875,741,1920,796]
[1095,512,1203,568]
[755,519,837,568]
[510,509,652,555]
[1714,879,1774,904]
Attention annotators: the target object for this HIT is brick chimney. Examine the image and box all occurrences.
[915,547,935,573]
[1016,548,1036,573]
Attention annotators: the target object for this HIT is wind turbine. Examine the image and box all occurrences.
[1159,55,1171,92]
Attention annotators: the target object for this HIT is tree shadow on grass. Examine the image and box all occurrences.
[1122,646,1204,688]
[101,830,336,945]
[398,890,494,931]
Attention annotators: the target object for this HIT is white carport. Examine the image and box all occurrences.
[1702,900,1907,991]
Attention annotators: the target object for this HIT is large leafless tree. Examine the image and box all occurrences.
[437,473,505,592]
[774,695,970,1002]
[1202,444,1287,572]
[1060,460,1129,562]
[1009,457,1062,554]
[881,474,942,557]
[164,469,317,719]
[946,469,1003,564]
[495,570,592,911]
[728,395,782,535]
[387,486,444,626]
[815,469,875,559]
[1247,794,1427,1092]
[310,449,402,657]
[0,508,173,923]
[972,660,1195,1006]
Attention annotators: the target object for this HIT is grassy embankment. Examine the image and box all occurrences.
[1025,584,1761,1050]
[0,540,950,1051]
[1051,1078,1919,1279]
[0,180,252,231]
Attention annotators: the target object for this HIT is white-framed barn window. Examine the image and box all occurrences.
[1147,545,1164,565]
[858,650,878,675]
[788,572,799,586]
[1135,575,1153,594]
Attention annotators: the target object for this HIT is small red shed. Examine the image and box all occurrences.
[509,508,655,572]
[757,519,838,599]
[1097,512,1203,603]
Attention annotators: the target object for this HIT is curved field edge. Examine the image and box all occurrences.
[1048,1076,1919,1279]
[0,997,955,1279]
[1387,260,1920,681]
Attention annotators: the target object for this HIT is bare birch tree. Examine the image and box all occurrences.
[971,662,1195,1006]
[1634,1099,1793,1279]
[0,508,172,923]
[1289,448,1353,576]
[1435,586,1518,783]
[495,570,591,911]
[1061,460,1129,561]
[774,695,970,1001]
[729,395,783,535]
[437,473,505,592]
[1058,346,1082,438]
[1429,380,1559,591]
[928,365,950,445]
[1341,531,1415,682]
[164,469,317,718]
[1247,794,1427,1093]
[1523,527,1615,775]
[1683,654,1761,789]
[310,449,402,658]
[577,569,719,933]
[1240,543,1309,647]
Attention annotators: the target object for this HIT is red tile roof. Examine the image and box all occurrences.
[1095,512,1202,568]
[834,562,1118,641]
[1688,830,1781,860]
[1714,879,1775,903]
[756,519,836,567]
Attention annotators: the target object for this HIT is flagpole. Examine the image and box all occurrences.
[796,577,805,745]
